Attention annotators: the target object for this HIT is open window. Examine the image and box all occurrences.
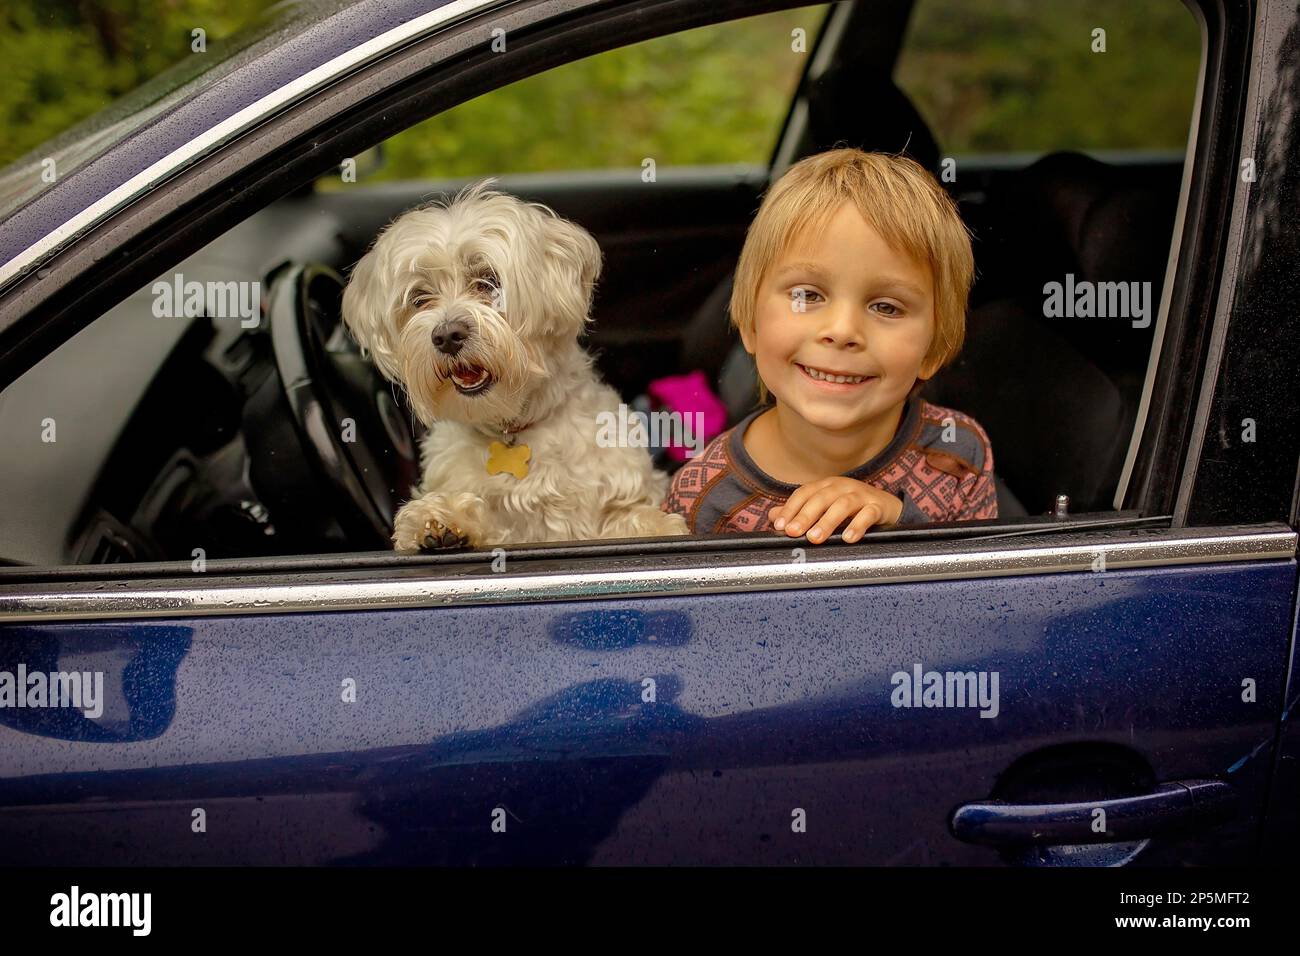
[0,0,1216,578]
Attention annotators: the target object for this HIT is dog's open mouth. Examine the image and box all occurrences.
[450,363,494,395]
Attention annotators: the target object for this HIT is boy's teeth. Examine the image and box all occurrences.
[802,364,865,384]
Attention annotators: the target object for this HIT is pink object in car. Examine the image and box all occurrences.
[646,369,728,462]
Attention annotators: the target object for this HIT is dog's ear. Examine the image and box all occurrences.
[538,212,603,336]
[341,243,402,381]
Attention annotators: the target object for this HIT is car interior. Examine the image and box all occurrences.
[0,0,1194,568]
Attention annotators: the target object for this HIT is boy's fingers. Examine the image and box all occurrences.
[772,481,824,531]
[784,489,839,537]
[842,503,885,543]
[805,498,857,543]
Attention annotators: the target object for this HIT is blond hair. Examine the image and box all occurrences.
[729,149,974,403]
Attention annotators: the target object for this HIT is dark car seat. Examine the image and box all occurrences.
[1003,152,1179,393]
[922,152,1181,513]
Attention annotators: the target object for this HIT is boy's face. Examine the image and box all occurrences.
[741,201,940,435]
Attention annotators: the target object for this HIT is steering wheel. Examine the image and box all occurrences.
[244,263,419,551]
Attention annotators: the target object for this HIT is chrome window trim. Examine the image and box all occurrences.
[0,0,509,291]
[1113,0,1211,511]
[0,525,1292,623]
[1172,0,1265,524]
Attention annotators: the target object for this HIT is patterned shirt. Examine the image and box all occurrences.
[662,398,998,534]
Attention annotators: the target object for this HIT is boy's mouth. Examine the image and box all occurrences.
[796,362,876,387]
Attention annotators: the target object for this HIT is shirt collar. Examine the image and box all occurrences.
[728,396,922,495]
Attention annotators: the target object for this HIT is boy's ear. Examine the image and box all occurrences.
[918,351,944,381]
[738,322,755,355]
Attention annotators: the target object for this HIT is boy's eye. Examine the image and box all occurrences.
[872,301,903,317]
[789,287,824,307]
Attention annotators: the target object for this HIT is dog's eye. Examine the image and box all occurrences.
[472,269,499,293]
[410,291,437,308]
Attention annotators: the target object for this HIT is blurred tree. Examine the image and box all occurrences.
[897,0,1201,153]
[1,0,1202,176]
[365,7,823,183]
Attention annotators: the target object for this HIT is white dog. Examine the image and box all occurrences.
[342,180,688,550]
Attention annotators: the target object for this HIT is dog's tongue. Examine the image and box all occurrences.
[452,365,488,387]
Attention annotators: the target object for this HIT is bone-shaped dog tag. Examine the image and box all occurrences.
[487,441,531,479]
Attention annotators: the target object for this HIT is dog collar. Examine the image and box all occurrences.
[482,396,535,448]
[493,418,535,448]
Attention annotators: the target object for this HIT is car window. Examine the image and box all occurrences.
[896,0,1202,160]
[889,0,1204,516]
[328,5,830,183]
[0,2,831,568]
[0,0,1209,569]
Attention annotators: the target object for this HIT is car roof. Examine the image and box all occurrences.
[0,0,487,290]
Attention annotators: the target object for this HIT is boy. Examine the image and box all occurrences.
[664,148,996,543]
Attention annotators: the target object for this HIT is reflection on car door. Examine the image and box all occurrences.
[0,523,1292,865]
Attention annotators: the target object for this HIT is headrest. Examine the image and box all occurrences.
[923,297,1127,512]
[805,65,942,173]
[1012,152,1178,284]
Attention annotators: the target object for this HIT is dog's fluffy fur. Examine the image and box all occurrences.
[342,180,688,550]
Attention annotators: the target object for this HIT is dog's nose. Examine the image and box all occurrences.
[431,319,471,356]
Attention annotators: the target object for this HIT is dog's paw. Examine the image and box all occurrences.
[661,511,689,536]
[393,500,470,551]
[420,519,469,550]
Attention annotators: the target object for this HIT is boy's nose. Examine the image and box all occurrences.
[816,305,866,348]
[819,330,864,347]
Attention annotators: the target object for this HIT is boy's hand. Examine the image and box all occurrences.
[770,478,903,544]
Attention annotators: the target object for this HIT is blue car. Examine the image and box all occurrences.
[0,0,1296,867]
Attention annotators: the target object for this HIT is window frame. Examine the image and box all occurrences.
[1113,0,1257,521]
[1176,0,1300,527]
[0,0,1282,605]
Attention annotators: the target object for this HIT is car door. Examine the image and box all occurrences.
[0,0,1296,866]
[0,536,1293,863]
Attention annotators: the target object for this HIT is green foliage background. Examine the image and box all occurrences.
[367,7,823,181]
[897,0,1201,154]
[0,0,270,166]
[1,0,1201,175]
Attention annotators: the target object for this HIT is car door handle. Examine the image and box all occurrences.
[949,779,1237,846]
